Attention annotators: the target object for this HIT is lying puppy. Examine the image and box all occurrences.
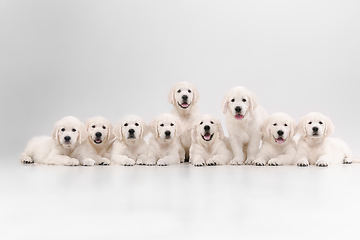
[84,116,115,165]
[20,116,95,166]
[295,112,353,167]
[140,113,182,166]
[110,115,148,166]
[190,114,232,166]
[253,113,297,166]
[168,81,201,162]
[222,86,268,165]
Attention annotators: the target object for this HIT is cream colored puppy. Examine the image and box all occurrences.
[20,116,95,166]
[190,114,232,166]
[110,115,148,166]
[141,113,182,166]
[222,86,268,165]
[295,112,353,167]
[253,113,297,166]
[84,116,115,165]
[168,81,201,162]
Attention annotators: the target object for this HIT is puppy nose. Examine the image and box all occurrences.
[165,131,171,136]
[129,129,135,134]
[95,132,102,138]
[235,106,242,113]
[182,95,188,101]
[277,130,284,136]
[204,125,210,131]
[64,136,71,142]
[313,127,319,132]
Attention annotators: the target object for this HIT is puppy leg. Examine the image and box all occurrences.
[92,155,110,165]
[296,157,309,167]
[315,155,331,167]
[20,153,34,164]
[244,135,261,165]
[111,155,135,166]
[47,154,80,166]
[229,135,244,165]
[268,148,296,166]
[179,146,186,163]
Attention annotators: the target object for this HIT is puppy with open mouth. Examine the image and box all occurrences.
[190,114,232,166]
[295,112,353,167]
[140,113,183,166]
[253,113,297,166]
[110,115,149,166]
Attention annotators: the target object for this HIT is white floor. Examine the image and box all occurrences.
[1,156,360,240]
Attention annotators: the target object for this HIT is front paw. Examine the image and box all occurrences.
[268,158,280,166]
[83,158,95,166]
[230,157,243,165]
[21,156,34,164]
[297,158,309,167]
[99,158,110,165]
[244,157,255,165]
[65,158,80,166]
[157,157,170,166]
[343,158,352,164]
[192,158,205,167]
[253,158,267,166]
[136,158,147,165]
[123,158,135,166]
[316,159,329,167]
[206,158,216,166]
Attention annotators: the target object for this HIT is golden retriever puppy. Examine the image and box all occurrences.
[222,86,268,165]
[140,113,183,166]
[168,81,201,162]
[84,116,115,165]
[190,114,232,166]
[253,113,297,166]
[20,116,95,166]
[110,115,148,166]
[295,112,353,167]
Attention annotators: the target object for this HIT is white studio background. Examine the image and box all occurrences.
[1,0,360,156]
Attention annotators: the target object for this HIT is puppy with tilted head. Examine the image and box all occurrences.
[140,113,183,166]
[253,113,297,166]
[20,116,96,166]
[84,116,115,165]
[295,112,353,167]
[190,114,232,166]
[110,115,148,166]
[168,81,201,162]
[222,86,268,165]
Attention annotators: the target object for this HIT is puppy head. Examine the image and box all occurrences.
[85,116,115,145]
[221,86,258,120]
[296,112,335,139]
[52,116,87,148]
[168,81,199,111]
[114,115,148,142]
[262,113,296,145]
[192,114,224,144]
[149,113,182,143]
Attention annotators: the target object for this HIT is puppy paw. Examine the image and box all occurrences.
[230,158,243,165]
[193,159,205,167]
[253,158,267,166]
[65,158,80,166]
[21,156,34,164]
[123,158,135,166]
[244,157,255,165]
[99,158,110,165]
[343,158,352,164]
[268,158,280,166]
[83,158,95,166]
[316,159,329,167]
[297,158,309,167]
[136,158,147,165]
[157,157,170,166]
[206,159,216,166]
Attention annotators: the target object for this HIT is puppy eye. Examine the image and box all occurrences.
[92,125,95,128]
[273,123,277,126]
[188,89,192,93]
[135,123,139,126]
[124,123,128,127]
[160,124,164,127]
[284,124,288,127]
[177,89,181,93]
[200,122,203,125]
[319,121,323,125]
[308,122,312,124]
[170,123,174,126]
[242,99,247,102]
[210,121,214,124]
[231,98,235,102]
[72,129,76,132]
[103,126,106,129]
[61,128,65,132]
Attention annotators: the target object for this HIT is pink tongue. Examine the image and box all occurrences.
[276,138,285,144]
[95,140,101,143]
[235,114,244,120]
[204,134,211,140]
[181,103,189,108]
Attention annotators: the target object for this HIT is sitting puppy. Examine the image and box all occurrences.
[295,112,353,167]
[84,116,115,165]
[140,113,182,166]
[20,116,95,166]
[190,114,232,166]
[110,115,148,166]
[222,86,268,165]
[253,113,297,166]
[168,81,201,162]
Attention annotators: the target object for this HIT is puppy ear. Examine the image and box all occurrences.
[52,121,60,145]
[261,117,271,140]
[248,92,258,115]
[296,116,307,137]
[221,93,229,114]
[175,117,183,137]
[217,120,224,140]
[149,117,158,137]
[84,119,91,131]
[78,122,88,144]
[107,123,116,141]
[324,116,335,137]
[139,119,149,139]
[191,124,198,143]
[113,122,123,140]
[192,85,200,105]
[288,117,296,139]
[167,86,176,105]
